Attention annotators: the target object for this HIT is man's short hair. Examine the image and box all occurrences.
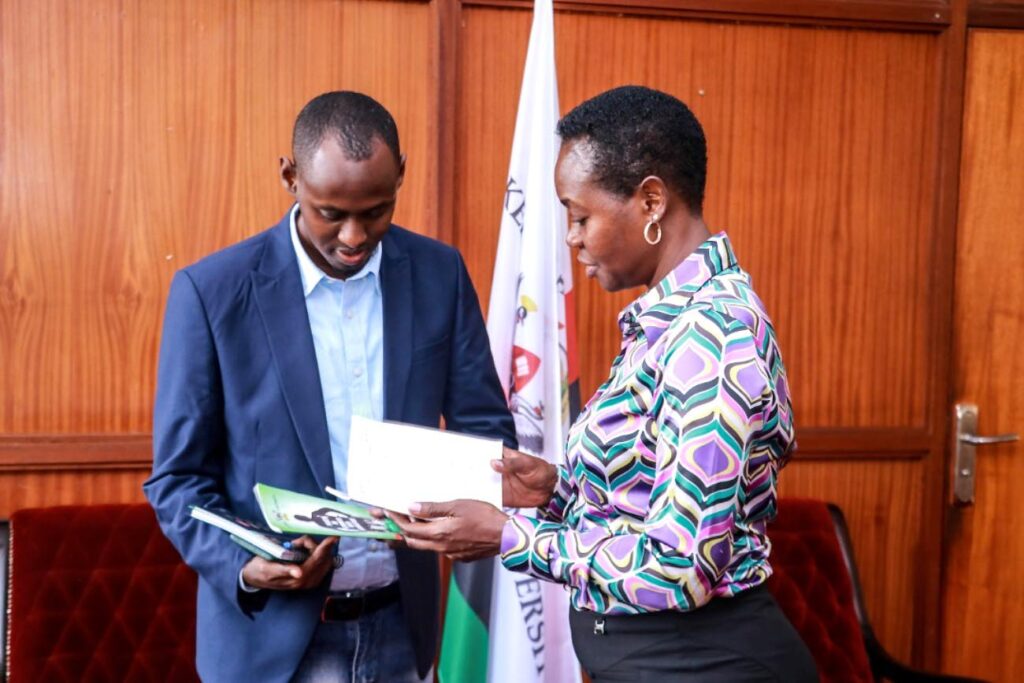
[556,85,707,216]
[292,91,401,167]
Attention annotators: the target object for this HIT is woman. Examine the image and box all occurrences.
[391,86,818,682]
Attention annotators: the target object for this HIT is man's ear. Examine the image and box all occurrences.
[280,156,298,196]
[395,153,407,191]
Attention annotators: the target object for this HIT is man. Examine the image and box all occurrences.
[145,91,515,682]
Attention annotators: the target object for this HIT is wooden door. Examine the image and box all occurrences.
[941,28,1024,682]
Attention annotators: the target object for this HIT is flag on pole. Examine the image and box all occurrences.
[437,1,580,681]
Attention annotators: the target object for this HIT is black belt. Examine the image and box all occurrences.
[320,582,401,622]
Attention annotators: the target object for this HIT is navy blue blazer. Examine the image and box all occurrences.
[144,212,516,682]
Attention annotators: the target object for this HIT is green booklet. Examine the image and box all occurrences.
[253,482,403,540]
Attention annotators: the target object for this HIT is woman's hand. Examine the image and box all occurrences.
[369,507,409,549]
[387,500,509,562]
[240,535,338,590]
[493,446,558,509]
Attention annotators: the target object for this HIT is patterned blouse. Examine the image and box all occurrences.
[499,233,795,614]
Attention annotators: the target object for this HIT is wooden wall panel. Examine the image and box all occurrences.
[466,0,954,30]
[969,0,1024,27]
[456,7,940,432]
[0,0,432,438]
[0,0,972,671]
[780,459,926,661]
[0,470,148,518]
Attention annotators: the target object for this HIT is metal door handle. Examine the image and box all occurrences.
[959,433,1019,446]
[952,403,1019,506]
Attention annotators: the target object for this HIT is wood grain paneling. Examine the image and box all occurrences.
[915,0,968,666]
[0,0,431,436]
[780,458,926,662]
[0,1,980,674]
[464,0,953,31]
[0,434,150,471]
[456,8,940,432]
[941,29,1024,682]
[431,0,462,245]
[0,470,148,518]
[455,9,948,666]
[969,0,1024,27]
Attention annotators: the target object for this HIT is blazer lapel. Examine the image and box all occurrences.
[251,217,334,493]
[381,233,412,420]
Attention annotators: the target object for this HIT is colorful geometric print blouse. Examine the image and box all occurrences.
[499,232,795,615]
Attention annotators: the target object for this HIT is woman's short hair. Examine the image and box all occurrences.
[556,85,707,215]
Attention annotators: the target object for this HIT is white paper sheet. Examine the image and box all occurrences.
[345,415,504,512]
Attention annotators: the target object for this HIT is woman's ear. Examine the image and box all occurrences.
[638,175,668,218]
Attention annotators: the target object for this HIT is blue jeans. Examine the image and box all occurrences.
[290,602,426,683]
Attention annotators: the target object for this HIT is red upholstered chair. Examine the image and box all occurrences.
[767,498,985,683]
[3,504,199,682]
[0,499,988,682]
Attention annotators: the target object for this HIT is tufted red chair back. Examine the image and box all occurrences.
[3,499,878,682]
[767,498,874,682]
[6,504,199,682]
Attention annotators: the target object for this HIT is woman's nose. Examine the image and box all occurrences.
[566,223,583,248]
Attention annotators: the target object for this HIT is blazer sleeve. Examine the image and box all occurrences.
[143,270,266,615]
[442,252,518,450]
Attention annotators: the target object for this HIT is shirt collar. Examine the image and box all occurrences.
[289,204,383,298]
[618,231,738,342]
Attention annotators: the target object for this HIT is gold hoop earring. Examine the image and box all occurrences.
[643,217,662,246]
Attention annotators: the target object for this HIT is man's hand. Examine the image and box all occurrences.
[240,535,339,590]
[492,446,558,509]
[386,500,508,562]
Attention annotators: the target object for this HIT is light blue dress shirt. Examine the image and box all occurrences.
[289,205,399,592]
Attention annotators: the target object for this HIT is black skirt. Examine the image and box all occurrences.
[569,586,818,682]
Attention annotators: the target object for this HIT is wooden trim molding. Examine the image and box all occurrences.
[923,0,970,668]
[461,0,953,31]
[968,1,1024,27]
[430,0,461,244]
[0,428,928,472]
[0,435,152,472]
[794,428,932,459]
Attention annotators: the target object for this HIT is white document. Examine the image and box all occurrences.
[346,415,503,513]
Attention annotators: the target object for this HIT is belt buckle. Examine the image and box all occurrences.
[321,591,366,623]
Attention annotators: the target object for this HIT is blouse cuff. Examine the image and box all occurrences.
[499,513,563,583]
[500,514,532,558]
[539,465,572,522]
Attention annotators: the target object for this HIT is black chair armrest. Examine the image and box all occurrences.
[865,633,986,683]
[826,504,989,683]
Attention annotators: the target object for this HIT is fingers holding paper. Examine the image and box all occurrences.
[492,446,558,509]
[369,506,408,549]
[386,500,508,562]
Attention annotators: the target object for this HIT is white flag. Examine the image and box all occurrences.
[485,1,581,682]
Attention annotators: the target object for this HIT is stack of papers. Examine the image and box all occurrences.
[346,416,504,513]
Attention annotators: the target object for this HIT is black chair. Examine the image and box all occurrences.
[768,499,987,683]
